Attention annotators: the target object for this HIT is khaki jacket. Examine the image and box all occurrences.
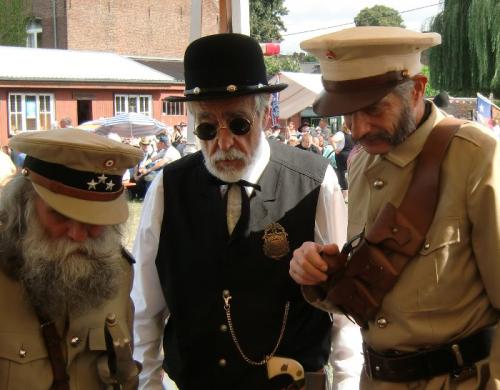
[0,253,137,390]
[308,104,500,389]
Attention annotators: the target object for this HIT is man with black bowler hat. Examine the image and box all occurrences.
[132,33,362,390]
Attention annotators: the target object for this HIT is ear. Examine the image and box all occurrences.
[261,105,271,129]
[412,74,428,104]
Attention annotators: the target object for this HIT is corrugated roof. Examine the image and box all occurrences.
[0,46,177,84]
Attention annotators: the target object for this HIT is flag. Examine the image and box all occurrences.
[270,75,280,126]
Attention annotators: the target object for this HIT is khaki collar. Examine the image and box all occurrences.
[383,102,445,167]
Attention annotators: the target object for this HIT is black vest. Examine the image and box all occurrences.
[156,141,332,390]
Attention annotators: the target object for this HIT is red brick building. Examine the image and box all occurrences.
[27,0,219,59]
[1,1,222,145]
[0,46,185,146]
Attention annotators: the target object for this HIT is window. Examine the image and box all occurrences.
[114,95,152,115]
[8,93,55,134]
[26,19,42,48]
[162,100,186,116]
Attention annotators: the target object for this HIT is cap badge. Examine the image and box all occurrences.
[326,50,337,60]
[193,87,201,95]
[226,84,237,93]
[104,159,115,168]
[262,222,290,260]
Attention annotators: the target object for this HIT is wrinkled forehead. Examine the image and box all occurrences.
[190,95,256,118]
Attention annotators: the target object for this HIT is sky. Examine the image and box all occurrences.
[280,0,443,54]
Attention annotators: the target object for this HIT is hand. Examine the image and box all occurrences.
[289,242,340,285]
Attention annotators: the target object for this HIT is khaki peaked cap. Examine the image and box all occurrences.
[9,128,143,225]
[300,27,441,116]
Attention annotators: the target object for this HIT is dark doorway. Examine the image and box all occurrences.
[77,100,92,124]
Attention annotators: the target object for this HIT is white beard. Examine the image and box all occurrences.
[200,135,261,183]
[20,216,124,319]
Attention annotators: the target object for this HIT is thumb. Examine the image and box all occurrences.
[320,243,340,256]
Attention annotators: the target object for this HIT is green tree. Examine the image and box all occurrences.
[264,55,301,77]
[0,0,31,46]
[250,0,288,42]
[421,65,439,97]
[354,5,405,27]
[429,0,500,97]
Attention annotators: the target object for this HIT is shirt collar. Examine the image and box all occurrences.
[383,102,446,167]
[241,131,270,195]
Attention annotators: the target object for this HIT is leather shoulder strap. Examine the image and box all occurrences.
[36,313,70,390]
[398,117,466,235]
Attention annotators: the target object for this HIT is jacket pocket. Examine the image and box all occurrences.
[394,217,461,313]
[0,331,52,390]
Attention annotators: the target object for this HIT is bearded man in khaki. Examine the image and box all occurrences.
[289,27,500,389]
[0,129,143,389]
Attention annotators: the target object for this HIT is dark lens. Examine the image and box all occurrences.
[229,117,251,136]
[195,123,217,140]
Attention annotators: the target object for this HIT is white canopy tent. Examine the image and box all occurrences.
[269,72,323,119]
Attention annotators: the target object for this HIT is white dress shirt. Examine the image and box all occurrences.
[132,133,362,389]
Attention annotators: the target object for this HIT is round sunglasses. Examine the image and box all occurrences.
[194,116,253,141]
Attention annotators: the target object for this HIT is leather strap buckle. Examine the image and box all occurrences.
[450,342,477,382]
[450,366,477,382]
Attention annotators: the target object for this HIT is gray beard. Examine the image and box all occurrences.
[20,217,124,319]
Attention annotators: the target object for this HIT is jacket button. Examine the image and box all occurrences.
[218,358,227,367]
[376,317,388,328]
[220,324,228,333]
[373,179,385,189]
[70,336,80,347]
[222,289,230,298]
[424,243,430,249]
[19,348,27,358]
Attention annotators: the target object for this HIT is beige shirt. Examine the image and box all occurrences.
[0,255,137,389]
[309,104,500,389]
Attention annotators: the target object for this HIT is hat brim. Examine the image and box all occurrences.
[33,183,129,225]
[313,82,400,116]
[166,83,288,102]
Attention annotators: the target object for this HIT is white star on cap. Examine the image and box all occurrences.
[105,180,115,191]
[97,173,108,183]
[87,179,98,190]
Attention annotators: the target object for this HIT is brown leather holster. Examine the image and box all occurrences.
[319,118,465,328]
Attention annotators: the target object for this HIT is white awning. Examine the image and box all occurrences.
[269,71,323,119]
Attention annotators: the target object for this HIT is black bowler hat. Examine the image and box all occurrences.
[166,33,287,102]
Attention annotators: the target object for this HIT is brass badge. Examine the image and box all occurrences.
[262,223,290,260]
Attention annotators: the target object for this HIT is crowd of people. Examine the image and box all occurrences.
[264,120,353,202]
[0,26,499,390]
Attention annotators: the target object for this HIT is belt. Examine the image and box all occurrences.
[363,327,494,383]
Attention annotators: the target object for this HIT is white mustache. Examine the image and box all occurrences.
[211,148,246,162]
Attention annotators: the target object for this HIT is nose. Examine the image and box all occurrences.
[216,125,235,151]
[349,112,371,140]
[66,221,99,242]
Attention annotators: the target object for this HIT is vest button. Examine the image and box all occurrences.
[220,324,228,333]
[70,336,80,347]
[218,358,227,367]
[376,317,388,328]
[373,179,385,189]
[222,289,230,298]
